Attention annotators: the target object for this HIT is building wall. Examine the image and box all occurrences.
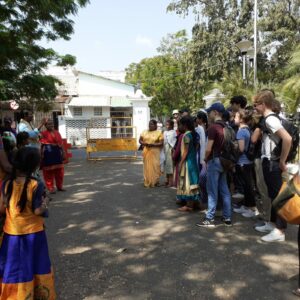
[132,100,150,141]
[65,106,110,119]
[78,73,134,97]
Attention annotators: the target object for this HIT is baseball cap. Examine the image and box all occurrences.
[206,102,225,114]
[172,109,179,115]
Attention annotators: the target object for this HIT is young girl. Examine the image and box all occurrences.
[0,147,56,299]
[16,131,30,149]
[233,109,259,218]
[176,116,199,212]
[163,120,177,187]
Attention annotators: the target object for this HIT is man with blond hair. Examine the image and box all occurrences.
[253,90,292,242]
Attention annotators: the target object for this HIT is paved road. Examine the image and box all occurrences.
[47,149,299,300]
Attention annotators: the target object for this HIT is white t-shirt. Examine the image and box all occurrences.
[261,114,283,160]
[195,125,206,163]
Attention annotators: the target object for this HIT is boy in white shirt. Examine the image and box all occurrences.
[253,90,292,242]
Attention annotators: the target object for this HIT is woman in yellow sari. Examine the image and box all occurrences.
[139,120,164,188]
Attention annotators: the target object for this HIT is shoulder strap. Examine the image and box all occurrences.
[215,120,226,128]
[264,113,281,134]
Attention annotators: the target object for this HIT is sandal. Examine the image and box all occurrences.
[178,206,193,212]
[292,289,300,297]
[176,199,186,206]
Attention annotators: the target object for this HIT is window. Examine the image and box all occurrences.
[94,107,102,116]
[73,107,82,116]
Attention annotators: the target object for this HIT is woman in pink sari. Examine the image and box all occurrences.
[40,120,66,193]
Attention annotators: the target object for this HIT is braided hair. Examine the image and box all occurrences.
[5,147,41,212]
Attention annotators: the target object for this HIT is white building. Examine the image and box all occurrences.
[47,66,151,146]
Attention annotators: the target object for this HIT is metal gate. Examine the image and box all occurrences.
[86,117,137,160]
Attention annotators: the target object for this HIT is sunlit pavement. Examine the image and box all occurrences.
[47,149,299,300]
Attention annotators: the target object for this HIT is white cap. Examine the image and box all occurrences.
[172,109,179,115]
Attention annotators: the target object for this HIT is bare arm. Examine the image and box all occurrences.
[251,127,261,144]
[139,136,146,146]
[179,143,189,170]
[205,139,214,162]
[0,194,6,215]
[34,197,49,216]
[0,150,12,174]
[238,139,245,153]
[276,128,292,171]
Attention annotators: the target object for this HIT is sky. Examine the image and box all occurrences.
[41,0,196,73]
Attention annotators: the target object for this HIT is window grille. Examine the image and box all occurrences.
[73,107,82,116]
[94,107,102,116]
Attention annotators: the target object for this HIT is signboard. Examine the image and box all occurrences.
[10,101,19,110]
[87,138,137,152]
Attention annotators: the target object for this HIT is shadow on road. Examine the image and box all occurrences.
[47,149,299,300]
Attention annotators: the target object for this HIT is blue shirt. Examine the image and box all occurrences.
[236,127,252,165]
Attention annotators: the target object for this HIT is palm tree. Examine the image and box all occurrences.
[212,67,255,106]
[279,45,300,113]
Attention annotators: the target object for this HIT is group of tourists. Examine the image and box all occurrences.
[140,90,297,245]
[0,110,66,299]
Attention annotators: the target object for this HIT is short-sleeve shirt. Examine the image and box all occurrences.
[236,127,252,165]
[207,123,224,161]
[2,179,47,235]
[261,114,283,160]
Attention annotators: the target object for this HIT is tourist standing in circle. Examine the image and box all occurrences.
[139,120,164,188]
[40,120,66,194]
[17,111,46,148]
[253,90,292,242]
[163,120,177,187]
[0,147,56,299]
[176,116,199,212]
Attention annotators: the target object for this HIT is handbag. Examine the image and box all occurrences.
[272,176,300,224]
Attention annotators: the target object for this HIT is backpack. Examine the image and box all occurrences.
[263,114,299,162]
[216,121,240,171]
[244,127,259,161]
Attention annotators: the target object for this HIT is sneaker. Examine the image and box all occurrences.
[254,222,275,233]
[233,205,248,214]
[242,208,259,218]
[232,192,244,199]
[261,228,285,242]
[196,219,215,228]
[221,217,232,226]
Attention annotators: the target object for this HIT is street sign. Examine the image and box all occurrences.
[9,101,19,110]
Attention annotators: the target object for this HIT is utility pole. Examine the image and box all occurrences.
[254,0,258,90]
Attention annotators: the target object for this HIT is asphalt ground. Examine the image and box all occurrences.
[47,149,300,300]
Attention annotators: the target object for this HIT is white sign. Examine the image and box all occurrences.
[10,101,19,110]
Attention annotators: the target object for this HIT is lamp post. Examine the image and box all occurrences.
[247,47,255,67]
[236,39,252,81]
[254,0,258,89]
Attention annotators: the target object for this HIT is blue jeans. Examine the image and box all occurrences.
[206,158,232,220]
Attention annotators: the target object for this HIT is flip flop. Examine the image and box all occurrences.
[178,206,193,212]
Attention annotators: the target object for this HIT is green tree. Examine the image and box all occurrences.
[0,0,89,110]
[126,30,204,117]
[212,67,255,107]
[168,0,300,88]
[279,45,300,113]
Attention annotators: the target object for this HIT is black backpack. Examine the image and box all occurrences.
[263,114,299,162]
[244,127,260,161]
[216,121,240,171]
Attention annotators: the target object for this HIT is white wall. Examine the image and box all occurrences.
[132,100,150,144]
[65,106,110,119]
[78,73,135,97]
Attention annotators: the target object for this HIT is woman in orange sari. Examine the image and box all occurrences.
[40,120,66,194]
[139,120,164,188]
